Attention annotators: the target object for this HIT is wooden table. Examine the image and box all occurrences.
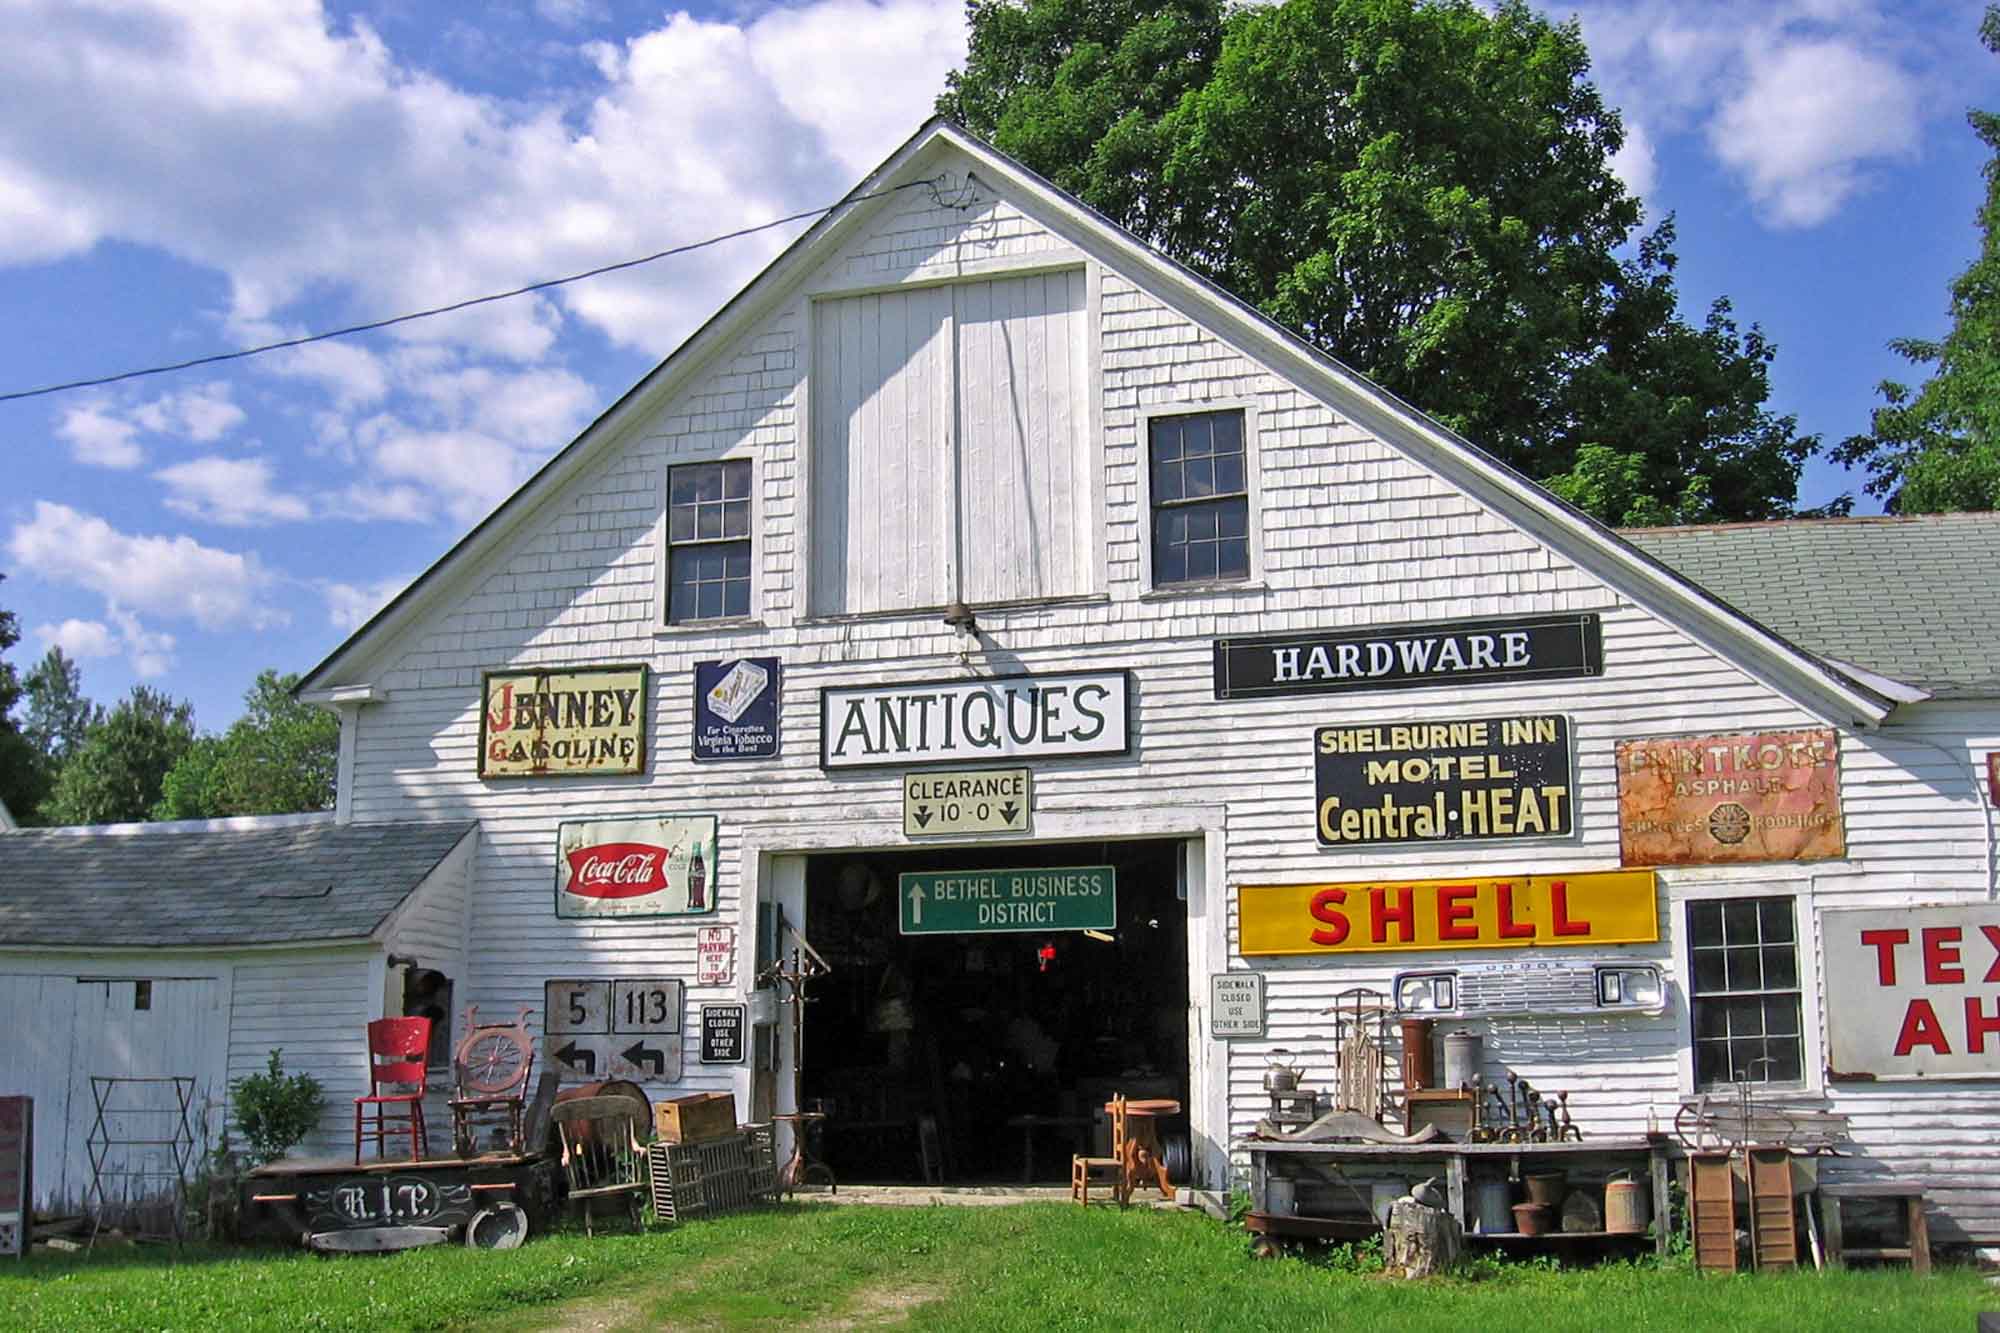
[1113,1098,1181,1201]
[1004,1114,1093,1185]
[1241,1136,1674,1259]
[1820,1180,1931,1275]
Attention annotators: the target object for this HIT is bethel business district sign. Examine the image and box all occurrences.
[899,866,1115,935]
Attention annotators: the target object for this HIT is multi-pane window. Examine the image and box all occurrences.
[667,460,751,623]
[1149,410,1249,586]
[1688,896,1804,1089]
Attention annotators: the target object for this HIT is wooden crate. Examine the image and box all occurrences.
[655,1092,738,1144]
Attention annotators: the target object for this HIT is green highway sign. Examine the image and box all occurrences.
[899,866,1116,935]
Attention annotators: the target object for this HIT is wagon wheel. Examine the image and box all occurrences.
[455,1007,535,1097]
[1674,1097,1720,1151]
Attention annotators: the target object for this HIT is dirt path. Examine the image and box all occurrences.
[531,1266,951,1332]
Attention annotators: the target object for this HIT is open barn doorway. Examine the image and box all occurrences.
[797,839,1190,1185]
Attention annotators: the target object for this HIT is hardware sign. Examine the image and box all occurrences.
[1823,904,2000,1081]
[556,815,718,918]
[1213,613,1602,700]
[543,977,685,1083]
[479,664,647,778]
[693,657,781,761]
[899,866,1116,935]
[821,671,1130,770]
[701,1004,747,1064]
[903,768,1031,836]
[1210,973,1267,1038]
[1315,714,1572,847]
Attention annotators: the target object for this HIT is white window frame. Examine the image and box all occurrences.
[1135,397,1266,595]
[1668,875,1825,1099]
[655,445,762,632]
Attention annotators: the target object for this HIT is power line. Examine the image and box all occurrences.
[0,178,939,405]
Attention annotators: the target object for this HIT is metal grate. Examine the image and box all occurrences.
[647,1129,778,1223]
[1454,960,1598,1014]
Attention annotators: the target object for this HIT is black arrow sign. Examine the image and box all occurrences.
[622,1042,666,1077]
[911,805,933,828]
[999,802,1020,823]
[554,1041,596,1076]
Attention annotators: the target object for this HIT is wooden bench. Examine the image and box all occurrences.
[1820,1181,1930,1275]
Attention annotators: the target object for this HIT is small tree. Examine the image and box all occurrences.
[231,1050,326,1166]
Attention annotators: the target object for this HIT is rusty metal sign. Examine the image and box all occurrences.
[479,664,648,778]
[1824,904,2000,1081]
[1616,729,1843,866]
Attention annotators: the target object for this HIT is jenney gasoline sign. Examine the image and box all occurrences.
[1823,903,2000,1081]
[481,665,647,778]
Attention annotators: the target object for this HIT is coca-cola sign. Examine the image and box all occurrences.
[556,815,719,919]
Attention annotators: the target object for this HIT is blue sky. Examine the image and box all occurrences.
[0,0,1993,733]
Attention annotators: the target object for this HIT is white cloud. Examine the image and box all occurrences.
[1709,40,1920,227]
[106,605,176,678]
[156,455,312,526]
[56,404,143,468]
[536,0,609,30]
[6,501,285,631]
[323,571,414,632]
[32,617,119,659]
[130,382,246,444]
[1609,118,1659,201]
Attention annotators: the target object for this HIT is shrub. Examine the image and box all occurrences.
[232,1049,326,1165]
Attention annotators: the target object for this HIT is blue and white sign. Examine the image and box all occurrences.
[693,657,781,761]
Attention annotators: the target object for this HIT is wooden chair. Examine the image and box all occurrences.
[1071,1094,1127,1206]
[354,1016,432,1163]
[551,1095,649,1235]
[447,1006,535,1156]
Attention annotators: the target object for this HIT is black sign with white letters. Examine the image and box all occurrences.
[1213,613,1602,700]
[700,1003,747,1064]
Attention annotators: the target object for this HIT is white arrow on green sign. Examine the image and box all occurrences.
[899,866,1115,935]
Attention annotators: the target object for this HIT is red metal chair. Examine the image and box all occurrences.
[354,1016,432,1163]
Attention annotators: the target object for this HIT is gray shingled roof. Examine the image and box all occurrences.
[0,818,476,949]
[1624,513,2000,698]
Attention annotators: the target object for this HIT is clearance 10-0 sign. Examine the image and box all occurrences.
[1238,871,1657,956]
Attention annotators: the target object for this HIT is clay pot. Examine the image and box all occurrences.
[1512,1202,1555,1236]
[1523,1171,1566,1206]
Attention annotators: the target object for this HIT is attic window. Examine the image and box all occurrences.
[667,460,752,623]
[134,980,152,1011]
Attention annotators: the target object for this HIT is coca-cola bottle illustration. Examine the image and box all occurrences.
[686,844,707,910]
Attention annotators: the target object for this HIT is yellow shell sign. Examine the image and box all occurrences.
[1238,870,1657,956]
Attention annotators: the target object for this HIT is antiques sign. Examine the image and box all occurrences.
[1315,714,1572,847]
[480,664,647,778]
[821,671,1129,770]
[904,768,1031,836]
[544,977,686,1083]
[900,866,1116,935]
[1213,613,1602,700]
[693,657,780,761]
[556,815,718,918]
[1823,904,2000,1081]
[1209,972,1267,1038]
[1238,870,1658,956]
[1616,729,1843,865]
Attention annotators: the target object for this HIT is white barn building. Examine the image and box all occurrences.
[6,121,1995,1247]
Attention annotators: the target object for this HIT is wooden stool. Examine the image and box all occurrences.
[1820,1181,1931,1275]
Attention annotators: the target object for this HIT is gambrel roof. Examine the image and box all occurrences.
[298,118,1895,728]
[1629,512,2000,699]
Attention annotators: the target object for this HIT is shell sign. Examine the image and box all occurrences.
[1616,729,1843,866]
[1238,871,1657,956]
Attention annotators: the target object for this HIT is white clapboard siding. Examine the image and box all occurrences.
[956,268,1090,603]
[318,143,2000,1238]
[227,950,375,1160]
[811,285,952,615]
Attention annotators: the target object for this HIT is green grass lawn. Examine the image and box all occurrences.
[1,1204,1990,1332]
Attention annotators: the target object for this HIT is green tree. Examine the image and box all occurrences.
[941,0,1815,523]
[24,646,101,767]
[1833,6,2000,512]
[41,685,196,825]
[0,577,52,823]
[153,670,337,820]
